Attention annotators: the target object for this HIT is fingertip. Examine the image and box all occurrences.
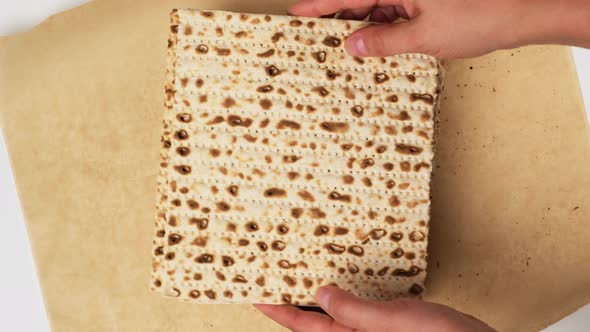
[315,286,393,330]
[286,8,299,17]
[287,0,317,17]
[253,303,272,311]
[288,0,341,18]
[286,3,305,16]
[315,286,332,309]
[316,285,350,310]
[254,303,280,317]
[345,33,368,57]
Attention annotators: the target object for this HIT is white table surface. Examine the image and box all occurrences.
[0,1,588,331]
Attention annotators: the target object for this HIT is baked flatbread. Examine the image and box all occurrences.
[151,9,443,305]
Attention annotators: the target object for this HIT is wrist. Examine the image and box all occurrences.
[511,0,590,48]
[554,0,590,47]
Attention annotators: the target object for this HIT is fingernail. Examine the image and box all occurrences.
[316,286,332,309]
[346,34,368,56]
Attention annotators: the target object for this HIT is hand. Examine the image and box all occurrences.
[288,0,590,58]
[255,285,496,332]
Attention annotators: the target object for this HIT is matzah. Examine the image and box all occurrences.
[151,9,443,305]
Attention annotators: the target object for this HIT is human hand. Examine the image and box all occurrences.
[255,285,495,331]
[288,0,590,58]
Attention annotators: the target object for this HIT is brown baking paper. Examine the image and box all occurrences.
[0,0,588,331]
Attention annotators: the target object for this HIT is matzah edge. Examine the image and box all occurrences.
[151,9,442,305]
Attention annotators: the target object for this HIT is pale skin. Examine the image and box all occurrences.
[255,0,590,331]
[288,0,590,58]
[255,286,496,331]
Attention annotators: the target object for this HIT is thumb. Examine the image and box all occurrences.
[315,285,393,330]
[316,286,497,332]
[345,21,434,57]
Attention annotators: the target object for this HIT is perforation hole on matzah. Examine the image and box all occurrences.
[150,9,442,305]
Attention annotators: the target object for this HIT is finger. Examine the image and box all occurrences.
[288,0,406,18]
[254,304,355,332]
[345,21,433,57]
[316,286,394,329]
[338,7,373,21]
[369,7,399,23]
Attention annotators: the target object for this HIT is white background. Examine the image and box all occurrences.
[0,1,589,331]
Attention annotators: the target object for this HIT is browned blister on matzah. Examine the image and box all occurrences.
[151,9,443,304]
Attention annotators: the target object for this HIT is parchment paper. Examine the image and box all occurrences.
[0,0,588,331]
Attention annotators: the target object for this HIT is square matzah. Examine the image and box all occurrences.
[151,9,442,305]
